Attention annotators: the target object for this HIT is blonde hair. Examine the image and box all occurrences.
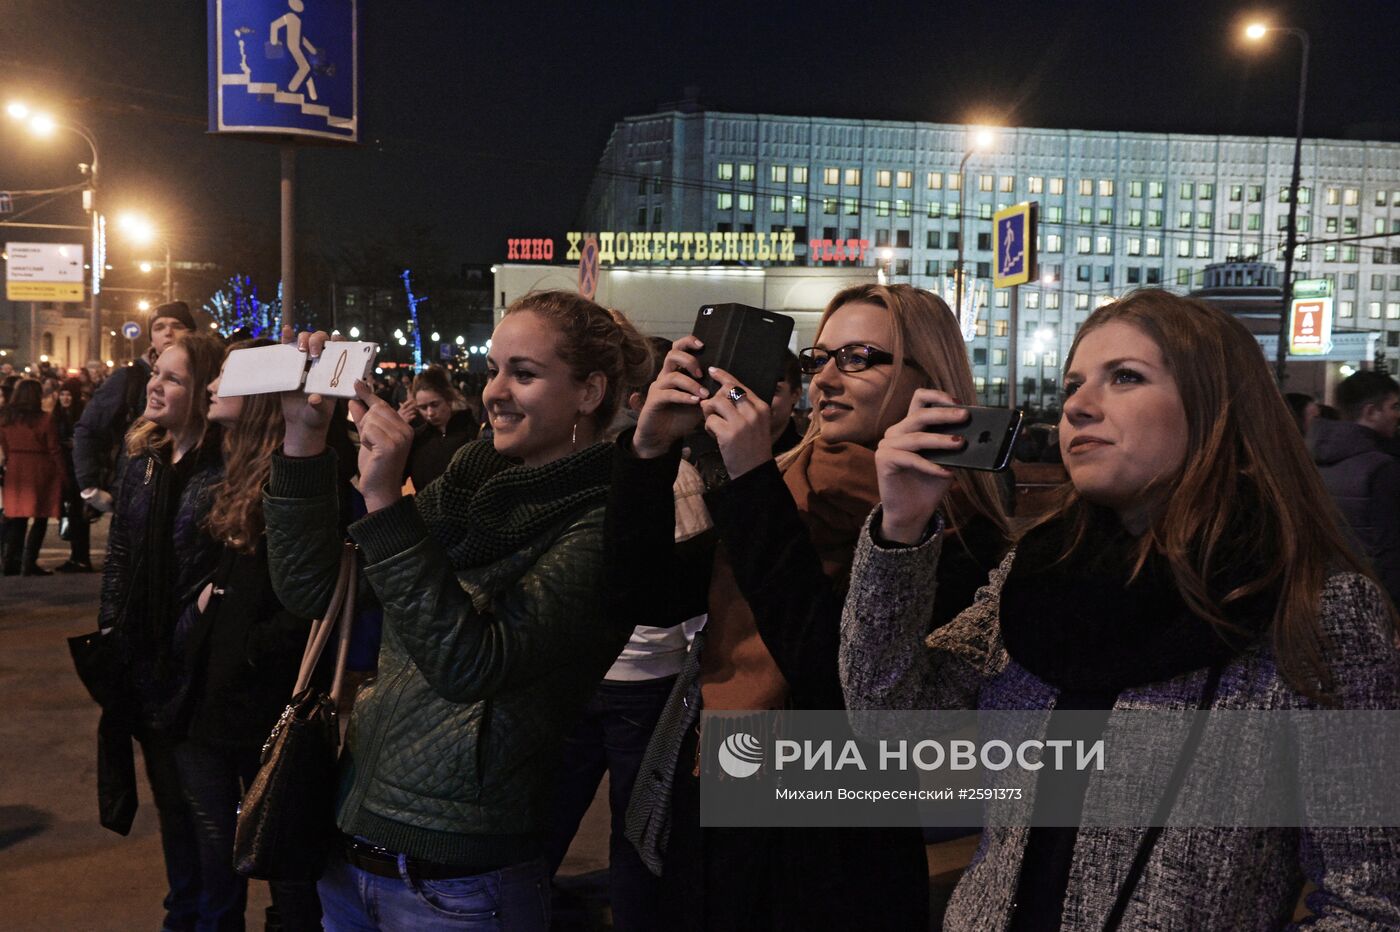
[780,283,1010,539]
[126,331,225,459]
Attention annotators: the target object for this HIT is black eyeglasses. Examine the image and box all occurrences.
[798,344,899,374]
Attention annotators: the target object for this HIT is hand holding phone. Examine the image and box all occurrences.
[874,390,969,544]
[689,304,795,406]
[633,335,709,459]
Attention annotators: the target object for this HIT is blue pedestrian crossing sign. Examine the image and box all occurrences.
[993,202,1038,289]
[209,0,358,143]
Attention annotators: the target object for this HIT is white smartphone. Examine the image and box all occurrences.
[218,341,380,399]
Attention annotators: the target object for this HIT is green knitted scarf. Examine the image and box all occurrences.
[413,438,612,569]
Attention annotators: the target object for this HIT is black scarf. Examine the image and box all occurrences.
[413,438,612,570]
[998,507,1274,693]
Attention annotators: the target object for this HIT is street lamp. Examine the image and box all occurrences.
[7,100,103,362]
[1244,21,1311,386]
[955,126,997,322]
[118,212,174,303]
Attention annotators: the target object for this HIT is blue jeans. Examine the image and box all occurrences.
[319,852,550,931]
[173,740,323,932]
[545,676,676,931]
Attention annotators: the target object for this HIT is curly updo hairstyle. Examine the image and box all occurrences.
[503,290,652,428]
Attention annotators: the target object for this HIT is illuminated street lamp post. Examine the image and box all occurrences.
[1244,22,1311,386]
[119,213,174,303]
[6,101,103,362]
[955,127,996,323]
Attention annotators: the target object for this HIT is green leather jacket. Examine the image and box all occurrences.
[264,451,621,868]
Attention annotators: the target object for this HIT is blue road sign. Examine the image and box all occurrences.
[440,342,453,360]
[209,0,358,143]
[993,202,1038,289]
[121,321,142,340]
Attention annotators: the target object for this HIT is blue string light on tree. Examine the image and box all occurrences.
[401,268,425,372]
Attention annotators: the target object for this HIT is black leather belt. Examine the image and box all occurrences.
[341,835,489,881]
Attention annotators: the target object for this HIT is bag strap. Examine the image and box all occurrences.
[1102,662,1225,931]
[329,547,358,707]
[292,543,357,696]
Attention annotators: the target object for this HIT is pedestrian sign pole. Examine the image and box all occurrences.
[993,202,1039,410]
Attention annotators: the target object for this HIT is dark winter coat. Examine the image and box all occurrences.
[1309,419,1400,605]
[185,543,316,749]
[73,358,151,492]
[404,409,478,492]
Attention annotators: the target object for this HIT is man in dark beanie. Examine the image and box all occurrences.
[73,301,195,513]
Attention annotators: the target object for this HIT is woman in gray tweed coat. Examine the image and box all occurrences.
[840,290,1400,930]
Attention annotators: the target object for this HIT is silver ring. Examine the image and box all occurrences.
[727,386,747,404]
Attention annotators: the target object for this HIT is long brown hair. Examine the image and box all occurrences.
[781,283,1010,540]
[1044,290,1384,702]
[126,331,225,459]
[205,339,284,551]
[0,379,43,428]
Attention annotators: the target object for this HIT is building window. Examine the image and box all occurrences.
[1177,239,1191,258]
[1378,190,1390,207]
[1196,240,1211,258]
[1344,188,1359,206]
[1000,176,1015,193]
[1099,208,1114,225]
[1324,245,1338,262]
[1228,213,1241,230]
[927,202,942,218]
[737,194,753,212]
[822,197,837,214]
[1099,179,1114,197]
[992,348,1007,365]
[1127,237,1142,256]
[1046,292,1061,309]
[792,195,806,213]
[1075,293,1090,310]
[896,199,911,218]
[823,167,839,185]
[876,229,890,247]
[1149,181,1165,199]
[1028,176,1043,194]
[895,259,910,276]
[1246,185,1261,202]
[1340,300,1354,318]
[876,200,890,217]
[978,232,992,251]
[996,291,1010,308]
[896,170,912,188]
[1373,274,1386,290]
[844,168,861,186]
[1026,291,1040,308]
[792,166,808,184]
[1146,210,1163,227]
[976,319,988,337]
[1127,208,1142,226]
[1127,266,1142,283]
[1230,184,1243,202]
[1344,273,1358,289]
[1078,179,1093,196]
[1046,206,1063,222]
[1049,177,1065,195]
[771,165,788,183]
[1178,211,1193,229]
[876,169,892,187]
[638,175,650,195]
[979,174,994,192]
[1146,237,1161,256]
[1389,303,1400,320]
[717,193,733,210]
[995,320,1009,338]
[1199,183,1214,200]
[1248,213,1262,231]
[717,163,734,181]
[1369,302,1382,319]
[979,204,993,220]
[738,163,754,182]
[947,173,962,191]
[1343,245,1357,261]
[652,207,663,225]
[1045,234,1063,252]
[1096,236,1113,254]
[771,196,787,213]
[1197,211,1212,229]
[1129,180,1143,198]
[1076,235,1091,254]
[1146,267,1162,284]
[927,172,943,190]
[1080,207,1094,224]
[947,231,960,249]
[1326,187,1340,206]
[1180,182,1194,200]
[927,231,942,248]
[844,197,859,215]
[637,207,648,226]
[925,259,942,276]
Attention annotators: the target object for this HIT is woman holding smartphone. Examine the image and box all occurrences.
[265,291,650,930]
[98,331,226,932]
[615,284,1011,930]
[841,291,1400,929]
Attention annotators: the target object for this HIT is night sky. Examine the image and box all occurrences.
[2,0,1398,299]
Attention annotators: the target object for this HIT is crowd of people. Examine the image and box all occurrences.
[56,286,1398,931]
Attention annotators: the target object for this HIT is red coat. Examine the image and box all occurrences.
[0,414,65,518]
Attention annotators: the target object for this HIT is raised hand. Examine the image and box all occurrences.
[874,389,970,545]
[632,335,709,459]
[279,326,340,457]
[350,380,416,513]
[699,367,772,480]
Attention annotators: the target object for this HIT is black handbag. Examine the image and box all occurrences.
[233,543,357,882]
[68,628,127,711]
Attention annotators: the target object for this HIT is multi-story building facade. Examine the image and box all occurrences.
[582,110,1400,405]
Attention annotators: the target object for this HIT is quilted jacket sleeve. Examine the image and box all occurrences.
[840,509,1012,714]
[1292,572,1400,930]
[350,495,613,704]
[264,450,351,622]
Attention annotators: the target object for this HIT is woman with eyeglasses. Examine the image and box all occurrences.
[611,283,1011,930]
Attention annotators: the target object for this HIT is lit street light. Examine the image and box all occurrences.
[955,126,997,321]
[137,300,151,312]
[1243,21,1311,386]
[430,331,440,342]
[118,211,174,303]
[348,326,361,338]
[8,100,103,361]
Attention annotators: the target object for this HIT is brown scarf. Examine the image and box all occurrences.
[700,440,881,711]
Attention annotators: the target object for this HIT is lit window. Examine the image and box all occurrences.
[979,174,994,192]
[822,197,837,215]
[1340,300,1354,318]
[947,174,962,191]
[1046,234,1063,252]
[927,172,943,190]
[1096,236,1113,254]
[896,171,912,188]
[1197,211,1212,229]
[1178,211,1193,229]
[1177,239,1191,258]
[771,196,787,213]
[1099,179,1114,197]
[1343,246,1357,261]
[1127,237,1142,256]
[1028,176,1043,194]
[792,195,806,213]
[876,169,892,187]
[1199,183,1214,200]
[738,164,755,182]
[792,166,808,184]
[927,202,942,218]
[896,199,911,218]
[823,167,839,185]
[1149,181,1165,199]
[992,348,1007,365]
[1049,178,1065,195]
[1026,292,1041,308]
[1325,245,1337,262]
[1228,214,1241,230]
[1148,210,1163,227]
[1379,190,1390,207]
[844,168,861,186]
[1000,176,1015,193]
[1080,207,1094,224]
[1146,237,1161,256]
[976,319,988,337]
[996,291,1010,308]
[1229,185,1243,201]
[717,163,734,181]
[1099,208,1114,225]
[771,165,788,183]
[1370,302,1382,319]
[1248,185,1262,202]
[1078,179,1093,196]
[876,200,890,217]
[995,321,1009,337]
[1180,182,1194,199]
[1248,214,1261,231]
[844,198,859,215]
[1076,235,1091,254]
[1195,240,1210,258]
[1046,206,1063,222]
[1129,181,1143,198]
[1344,188,1359,206]
[1388,303,1400,320]
[717,193,733,210]
[979,204,993,220]
[1326,188,1340,206]
[1075,293,1090,309]
[1046,293,1061,309]
[738,194,753,212]
[1128,209,1143,226]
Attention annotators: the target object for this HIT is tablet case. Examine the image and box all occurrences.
[218,342,380,399]
[690,303,795,405]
